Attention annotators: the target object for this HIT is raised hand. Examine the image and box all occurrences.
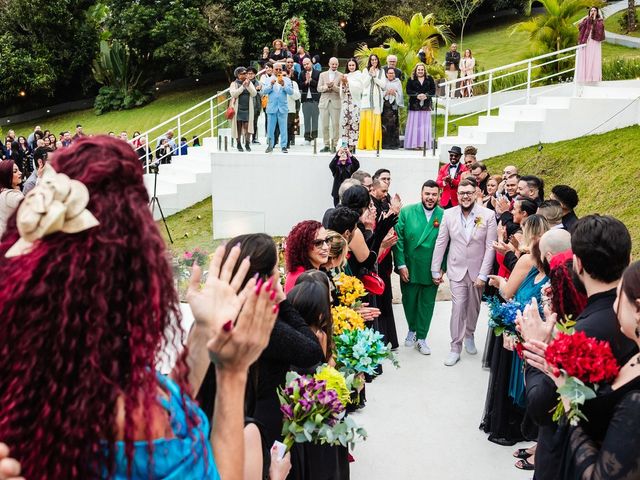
[355,303,381,321]
[206,274,279,374]
[0,443,22,480]
[187,243,251,333]
[516,297,556,343]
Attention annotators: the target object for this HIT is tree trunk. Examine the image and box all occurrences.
[629,0,638,32]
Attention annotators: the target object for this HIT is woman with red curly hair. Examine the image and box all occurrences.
[0,136,278,480]
[284,220,330,292]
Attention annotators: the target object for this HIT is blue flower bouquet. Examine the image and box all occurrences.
[334,327,399,376]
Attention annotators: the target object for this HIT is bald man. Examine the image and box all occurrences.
[538,229,572,275]
[318,57,343,152]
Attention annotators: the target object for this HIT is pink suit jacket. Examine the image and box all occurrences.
[431,204,497,282]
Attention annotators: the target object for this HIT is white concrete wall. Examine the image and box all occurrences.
[211,151,439,239]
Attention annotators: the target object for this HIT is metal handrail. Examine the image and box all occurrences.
[441,44,585,137]
[131,68,266,171]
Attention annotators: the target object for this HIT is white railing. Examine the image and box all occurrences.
[129,86,234,172]
[440,44,586,137]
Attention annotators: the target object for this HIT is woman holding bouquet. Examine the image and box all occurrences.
[480,215,549,448]
[523,261,640,479]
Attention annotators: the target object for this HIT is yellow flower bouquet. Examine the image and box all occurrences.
[334,272,367,308]
[332,305,365,335]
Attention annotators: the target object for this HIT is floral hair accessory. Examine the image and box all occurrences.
[549,249,573,270]
[6,164,99,257]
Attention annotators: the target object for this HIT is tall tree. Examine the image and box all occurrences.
[105,0,241,78]
[628,0,638,32]
[0,0,99,105]
[451,0,484,50]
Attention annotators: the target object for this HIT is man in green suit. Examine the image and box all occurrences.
[393,180,445,355]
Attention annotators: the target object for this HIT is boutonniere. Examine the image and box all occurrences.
[433,219,440,228]
[474,217,483,227]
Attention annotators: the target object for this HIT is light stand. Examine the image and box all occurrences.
[148,162,174,244]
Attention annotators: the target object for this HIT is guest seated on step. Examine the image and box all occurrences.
[0,136,280,480]
[156,137,173,164]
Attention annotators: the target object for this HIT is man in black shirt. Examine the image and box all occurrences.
[521,215,637,480]
[445,43,460,71]
[551,184,579,232]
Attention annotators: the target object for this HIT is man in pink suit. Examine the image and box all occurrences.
[431,178,497,366]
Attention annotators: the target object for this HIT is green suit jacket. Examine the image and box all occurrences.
[393,203,445,286]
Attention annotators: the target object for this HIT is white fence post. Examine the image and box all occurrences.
[177,117,182,156]
[526,60,532,105]
[444,84,450,137]
[145,133,149,174]
[487,72,493,116]
[210,98,215,139]
[573,46,581,97]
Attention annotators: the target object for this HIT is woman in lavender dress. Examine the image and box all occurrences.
[404,63,436,150]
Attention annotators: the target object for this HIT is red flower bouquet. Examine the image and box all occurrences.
[545,331,620,425]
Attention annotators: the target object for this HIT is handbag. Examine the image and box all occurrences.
[362,271,385,295]
[224,106,235,120]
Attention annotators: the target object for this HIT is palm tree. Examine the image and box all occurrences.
[512,0,596,57]
[354,13,451,81]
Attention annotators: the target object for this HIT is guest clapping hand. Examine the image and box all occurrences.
[0,444,22,480]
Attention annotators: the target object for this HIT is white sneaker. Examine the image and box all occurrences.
[464,338,478,355]
[416,339,431,355]
[444,352,461,367]
[404,331,417,347]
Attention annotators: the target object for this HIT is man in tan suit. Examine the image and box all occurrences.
[317,57,343,152]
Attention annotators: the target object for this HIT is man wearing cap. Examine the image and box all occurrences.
[436,146,468,208]
[318,57,343,152]
[262,62,294,153]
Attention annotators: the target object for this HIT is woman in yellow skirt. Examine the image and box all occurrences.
[358,54,386,150]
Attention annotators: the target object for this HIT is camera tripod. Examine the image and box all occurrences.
[149,162,174,244]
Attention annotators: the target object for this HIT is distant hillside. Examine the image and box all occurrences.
[485,125,640,257]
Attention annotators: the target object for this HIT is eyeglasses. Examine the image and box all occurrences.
[458,191,475,197]
[312,238,330,248]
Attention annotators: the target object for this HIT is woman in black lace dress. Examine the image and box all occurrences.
[526,260,640,479]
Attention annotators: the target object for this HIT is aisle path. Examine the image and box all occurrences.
[350,302,532,480]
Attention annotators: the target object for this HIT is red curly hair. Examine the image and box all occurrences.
[285,220,322,273]
[0,136,191,479]
[549,258,587,320]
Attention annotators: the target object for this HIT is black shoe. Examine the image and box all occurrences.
[245,143,251,152]
[252,140,260,144]
[282,148,288,153]
[237,144,244,152]
[320,146,330,153]
[265,146,273,153]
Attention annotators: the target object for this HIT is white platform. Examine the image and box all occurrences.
[210,145,440,239]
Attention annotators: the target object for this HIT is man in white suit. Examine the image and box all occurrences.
[317,57,343,152]
[431,178,497,366]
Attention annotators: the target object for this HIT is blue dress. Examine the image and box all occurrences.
[508,268,548,407]
[108,373,220,479]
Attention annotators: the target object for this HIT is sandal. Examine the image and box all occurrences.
[515,458,534,471]
[513,448,533,459]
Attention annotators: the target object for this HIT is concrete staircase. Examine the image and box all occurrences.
[437,80,640,162]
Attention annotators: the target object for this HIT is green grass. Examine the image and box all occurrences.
[605,8,640,38]
[7,85,224,139]
[437,16,640,71]
[161,197,218,255]
[485,125,640,257]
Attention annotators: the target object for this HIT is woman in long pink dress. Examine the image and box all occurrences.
[576,7,605,83]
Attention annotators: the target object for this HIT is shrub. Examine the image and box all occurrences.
[602,57,640,81]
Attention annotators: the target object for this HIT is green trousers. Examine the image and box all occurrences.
[400,282,438,340]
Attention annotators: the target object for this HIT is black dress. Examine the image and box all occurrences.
[196,299,324,445]
[329,155,360,207]
[562,376,640,479]
[525,289,638,480]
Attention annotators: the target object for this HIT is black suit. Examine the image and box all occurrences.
[298,69,320,141]
[525,289,638,480]
[562,211,579,232]
[445,51,461,70]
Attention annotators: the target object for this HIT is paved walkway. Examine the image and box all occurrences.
[602,0,640,48]
[350,302,532,480]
